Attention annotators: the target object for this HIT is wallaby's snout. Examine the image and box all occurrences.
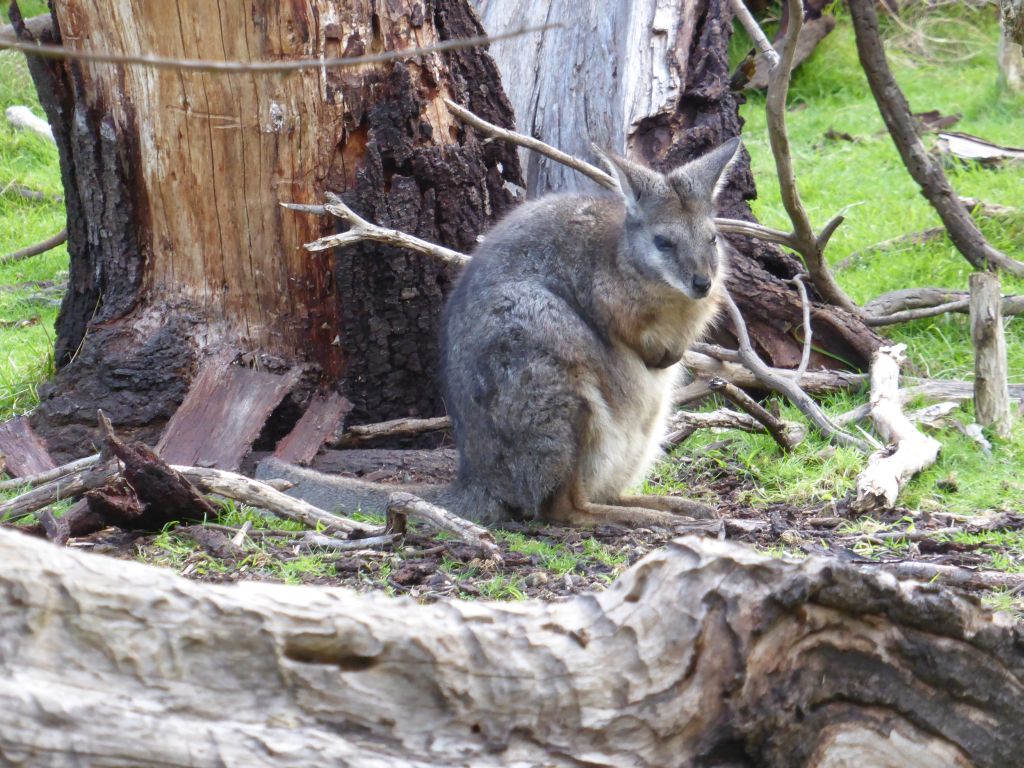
[691,273,712,298]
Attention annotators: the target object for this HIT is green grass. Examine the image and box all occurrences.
[738,5,1024,383]
[1,6,66,417]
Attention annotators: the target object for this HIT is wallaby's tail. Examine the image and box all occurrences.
[254,457,492,522]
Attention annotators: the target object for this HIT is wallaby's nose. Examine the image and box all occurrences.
[691,275,712,297]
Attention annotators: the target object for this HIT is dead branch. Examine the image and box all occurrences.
[0,452,99,491]
[335,415,452,448]
[685,345,1024,402]
[864,287,1024,326]
[764,0,859,312]
[666,407,805,446]
[0,24,554,75]
[4,104,53,142]
[0,180,62,203]
[176,466,380,536]
[708,377,804,451]
[791,274,812,382]
[1,228,67,265]
[721,292,870,452]
[853,345,942,513]
[0,460,119,522]
[728,0,781,68]
[288,195,469,267]
[849,0,1024,278]
[445,99,614,190]
[386,491,502,563]
[858,559,1024,592]
[970,272,1012,438]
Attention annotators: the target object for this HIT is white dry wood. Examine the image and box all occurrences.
[4,104,53,142]
[336,415,452,447]
[0,527,1020,766]
[666,407,806,445]
[0,452,100,491]
[175,466,379,536]
[853,345,942,513]
[969,272,1012,438]
[386,491,502,563]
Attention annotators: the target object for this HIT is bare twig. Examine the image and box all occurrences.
[765,0,859,312]
[287,195,468,267]
[708,377,803,451]
[335,415,452,448]
[853,345,942,513]
[298,531,400,552]
[445,99,615,190]
[849,0,1024,277]
[721,291,870,452]
[1,228,67,265]
[386,492,502,563]
[0,180,62,203]
[790,274,812,382]
[0,24,555,75]
[0,452,100,491]
[728,0,781,68]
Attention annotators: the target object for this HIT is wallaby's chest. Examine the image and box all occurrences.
[578,350,679,502]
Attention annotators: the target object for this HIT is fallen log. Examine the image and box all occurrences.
[0,529,1020,766]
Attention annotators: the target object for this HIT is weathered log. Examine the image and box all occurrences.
[970,272,1012,438]
[0,528,1021,766]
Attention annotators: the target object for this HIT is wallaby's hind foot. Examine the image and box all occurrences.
[616,494,717,520]
[543,487,716,530]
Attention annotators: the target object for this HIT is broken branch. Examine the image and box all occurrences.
[853,345,942,513]
[708,377,804,451]
[386,491,502,563]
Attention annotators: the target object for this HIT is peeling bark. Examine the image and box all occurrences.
[0,529,1021,766]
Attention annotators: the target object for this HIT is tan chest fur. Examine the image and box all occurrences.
[579,289,722,502]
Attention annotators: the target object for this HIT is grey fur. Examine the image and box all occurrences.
[259,140,741,526]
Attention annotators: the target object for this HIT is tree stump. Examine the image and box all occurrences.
[12,0,520,460]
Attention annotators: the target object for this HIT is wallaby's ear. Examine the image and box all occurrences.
[668,137,742,203]
[592,145,660,219]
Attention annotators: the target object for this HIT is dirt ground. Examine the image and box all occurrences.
[17,449,1017,613]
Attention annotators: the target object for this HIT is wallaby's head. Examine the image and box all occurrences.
[596,138,740,301]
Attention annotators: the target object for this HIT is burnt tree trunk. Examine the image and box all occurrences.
[474,0,882,370]
[13,0,520,461]
[1,527,1021,766]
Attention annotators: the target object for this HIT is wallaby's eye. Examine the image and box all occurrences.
[653,235,674,253]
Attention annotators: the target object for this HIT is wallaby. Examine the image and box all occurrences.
[258,138,741,528]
